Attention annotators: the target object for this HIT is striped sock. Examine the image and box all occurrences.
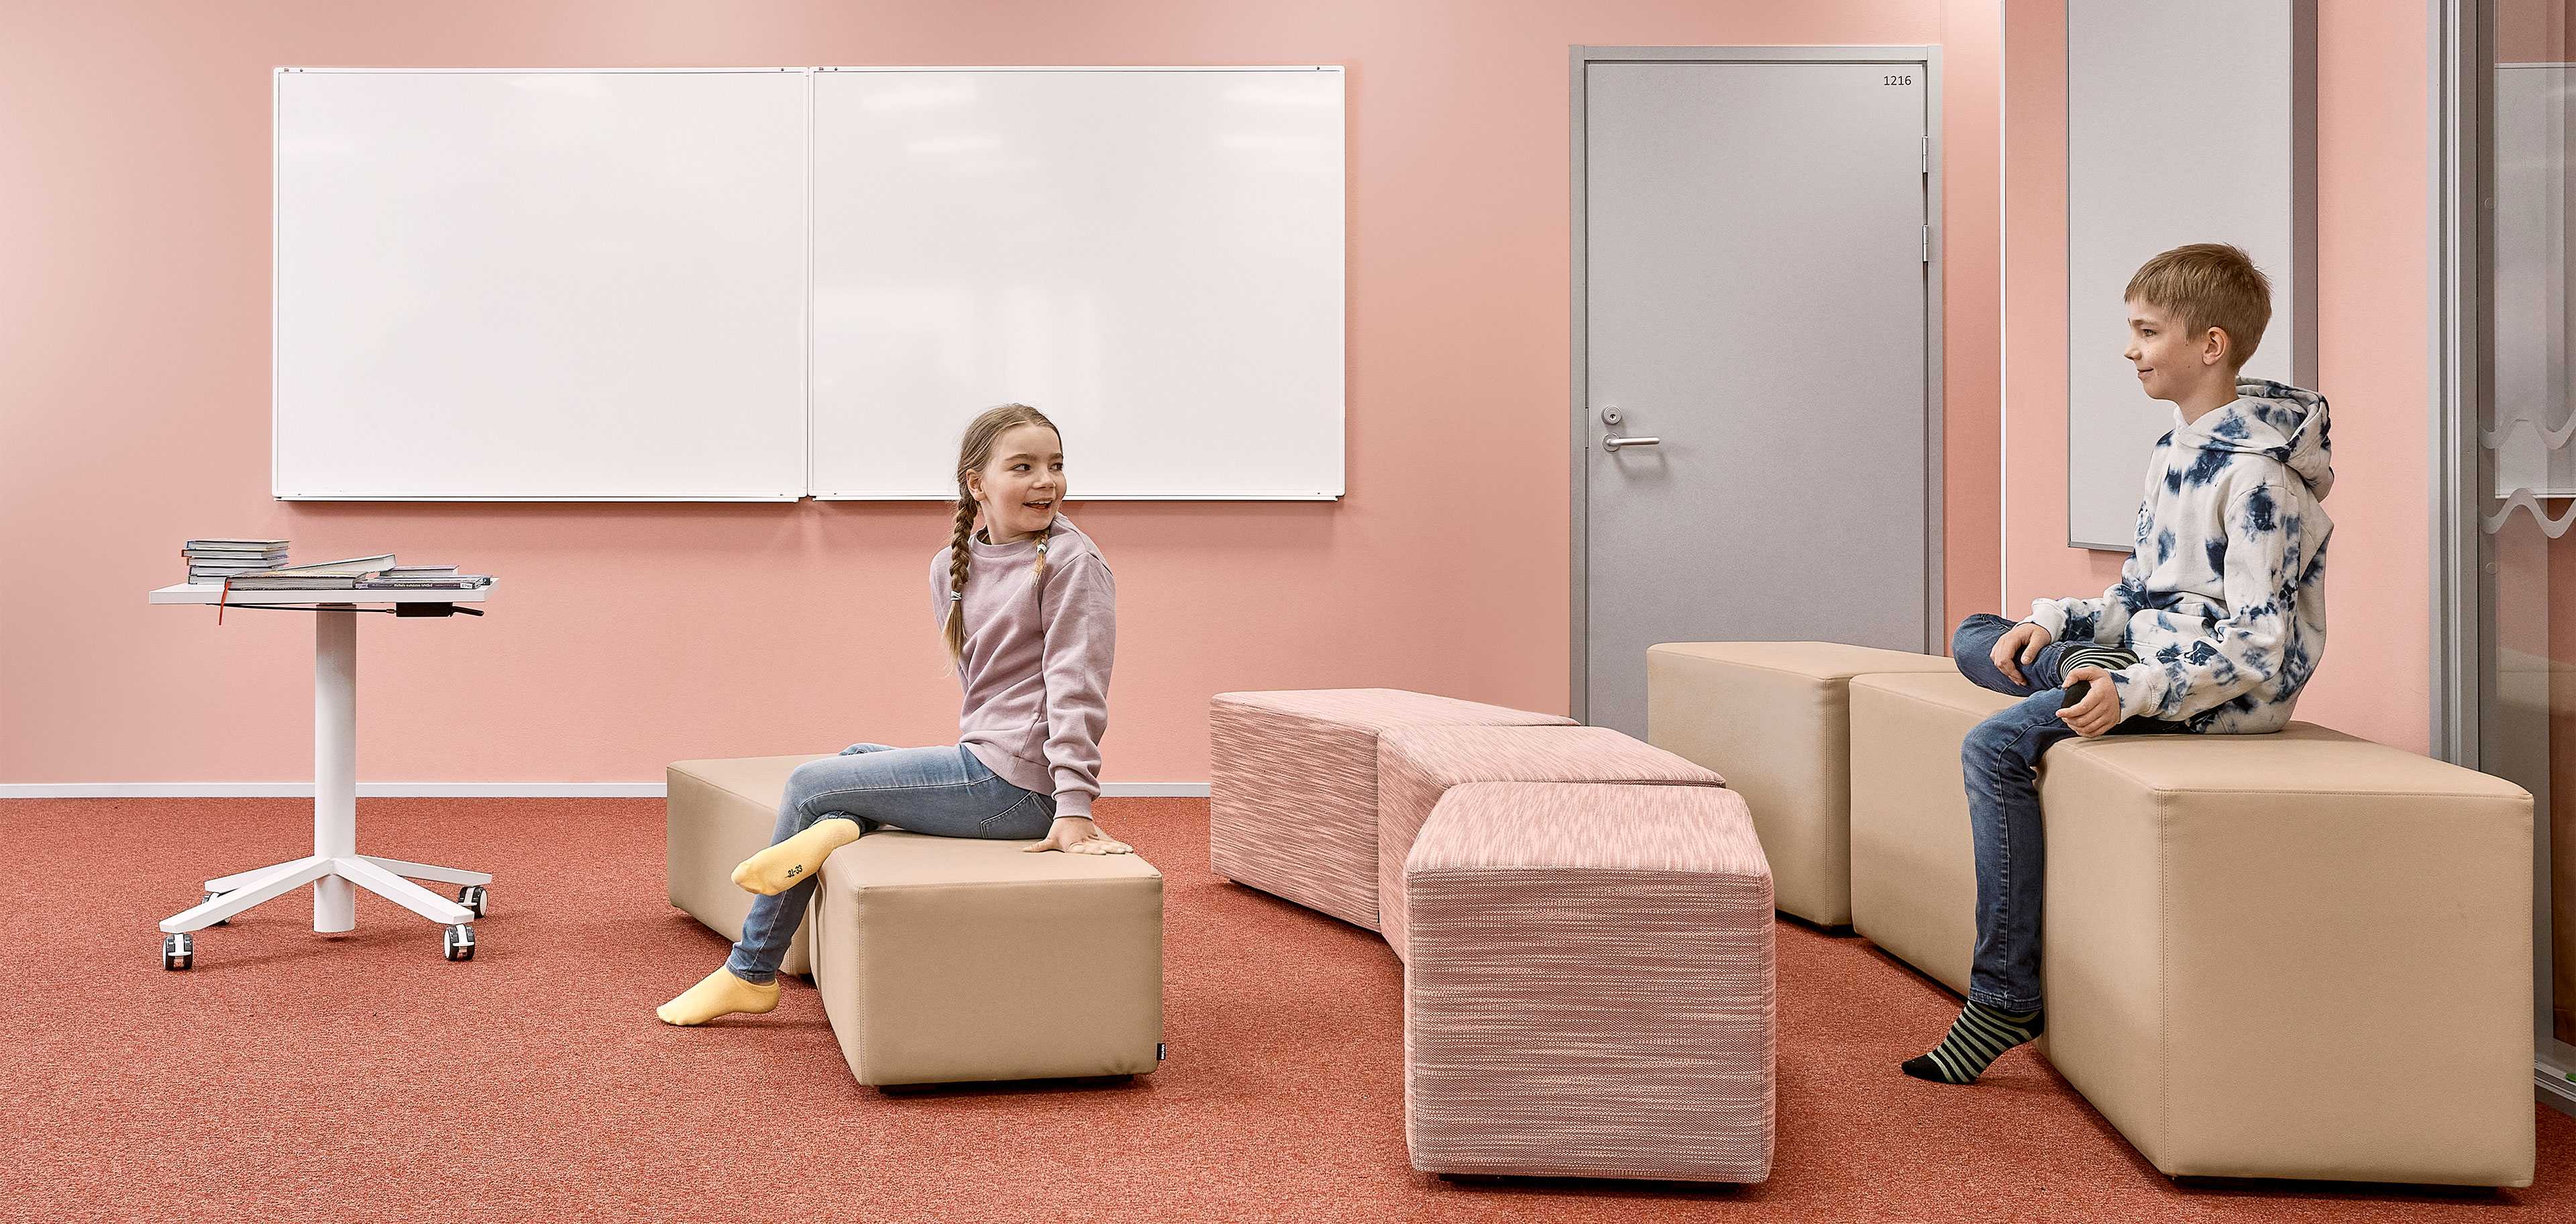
[1901,1002,2045,1084]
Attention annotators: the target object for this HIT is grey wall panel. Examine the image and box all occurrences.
[2065,1,2316,550]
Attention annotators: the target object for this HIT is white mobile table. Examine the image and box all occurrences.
[148,581,497,968]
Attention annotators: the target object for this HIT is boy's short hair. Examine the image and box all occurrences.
[2124,243,2272,369]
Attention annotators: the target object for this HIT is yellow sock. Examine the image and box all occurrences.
[655,967,780,1026]
[731,817,864,896]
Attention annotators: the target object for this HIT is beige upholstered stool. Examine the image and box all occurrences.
[2039,725,2534,1186]
[1647,641,1959,925]
[810,830,1163,1088]
[1209,689,1574,931]
[1404,781,1775,1182]
[1375,725,1725,960]
[666,753,833,977]
[1842,672,2016,993]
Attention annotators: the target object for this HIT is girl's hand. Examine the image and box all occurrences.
[2058,666,2120,737]
[1026,815,1133,856]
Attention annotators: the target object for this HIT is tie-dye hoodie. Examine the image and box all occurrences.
[2026,379,2333,733]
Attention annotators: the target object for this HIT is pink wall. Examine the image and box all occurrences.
[2000,0,2432,753]
[1,0,2002,787]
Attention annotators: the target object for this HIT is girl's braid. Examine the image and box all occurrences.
[942,493,977,664]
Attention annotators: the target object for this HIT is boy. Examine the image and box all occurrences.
[1904,243,2334,1084]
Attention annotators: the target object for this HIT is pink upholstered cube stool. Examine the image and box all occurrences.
[1403,781,1776,1182]
[1375,724,1724,959]
[1208,689,1574,930]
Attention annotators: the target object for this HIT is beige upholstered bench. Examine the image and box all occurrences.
[1647,642,1960,925]
[2038,725,2532,1186]
[1841,673,2537,1186]
[1405,781,1775,1182]
[811,830,1164,1088]
[1375,724,1725,960]
[666,753,834,977]
[1209,689,1574,931]
[1844,672,2015,994]
[668,754,1165,1090]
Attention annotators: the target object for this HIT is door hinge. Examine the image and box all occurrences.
[1921,225,1931,263]
[1921,136,1930,173]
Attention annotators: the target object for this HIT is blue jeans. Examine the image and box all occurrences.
[1950,613,2186,1011]
[725,742,1057,984]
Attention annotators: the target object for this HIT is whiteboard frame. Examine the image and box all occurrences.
[802,65,1347,502]
[270,64,1346,503]
[272,66,816,502]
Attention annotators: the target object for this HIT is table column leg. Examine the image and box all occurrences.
[315,605,358,933]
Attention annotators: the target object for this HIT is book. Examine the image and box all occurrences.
[225,575,364,589]
[184,539,288,550]
[239,554,395,577]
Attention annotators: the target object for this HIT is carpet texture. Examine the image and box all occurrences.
[3,795,2569,1222]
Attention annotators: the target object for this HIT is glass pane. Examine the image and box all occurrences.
[2482,0,2576,1064]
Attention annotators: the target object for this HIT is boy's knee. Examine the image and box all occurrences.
[1951,613,2004,666]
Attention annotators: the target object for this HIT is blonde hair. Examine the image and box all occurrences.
[2125,243,2272,370]
[944,403,1062,664]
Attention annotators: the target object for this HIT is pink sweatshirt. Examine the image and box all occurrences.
[928,513,1116,820]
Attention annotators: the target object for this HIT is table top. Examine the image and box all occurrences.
[148,579,497,606]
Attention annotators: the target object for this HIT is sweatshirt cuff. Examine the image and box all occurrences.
[2110,664,2157,722]
[2025,601,2070,642]
[1053,792,1094,821]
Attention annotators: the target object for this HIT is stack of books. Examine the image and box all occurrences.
[184,539,288,584]
[220,554,494,591]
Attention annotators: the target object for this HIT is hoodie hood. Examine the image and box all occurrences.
[2175,379,2334,502]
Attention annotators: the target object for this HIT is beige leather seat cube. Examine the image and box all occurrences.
[666,754,833,977]
[1210,689,1574,931]
[1845,673,2016,994]
[2040,725,2534,1186]
[1648,642,1960,925]
[811,830,1164,1088]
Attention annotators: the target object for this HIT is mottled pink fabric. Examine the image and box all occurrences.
[1374,724,1725,960]
[1404,782,1776,1182]
[1207,690,1574,930]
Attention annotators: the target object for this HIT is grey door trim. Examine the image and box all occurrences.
[2428,0,2480,769]
[1569,44,1946,724]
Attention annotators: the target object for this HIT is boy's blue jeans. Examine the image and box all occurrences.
[725,742,1057,984]
[1949,613,2186,1011]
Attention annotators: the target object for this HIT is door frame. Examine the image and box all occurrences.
[1568,44,1947,724]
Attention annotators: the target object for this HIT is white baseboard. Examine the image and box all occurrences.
[0,782,1212,799]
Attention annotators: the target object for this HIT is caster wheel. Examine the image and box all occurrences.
[456,884,487,918]
[443,923,476,962]
[202,892,229,926]
[163,931,194,971]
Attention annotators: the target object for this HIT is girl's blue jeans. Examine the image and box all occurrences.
[1949,613,2186,1011]
[724,742,1056,984]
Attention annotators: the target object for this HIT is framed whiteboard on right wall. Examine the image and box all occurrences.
[2065,1,2316,550]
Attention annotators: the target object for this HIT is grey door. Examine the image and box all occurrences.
[1577,55,1937,735]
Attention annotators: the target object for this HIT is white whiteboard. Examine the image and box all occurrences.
[807,67,1346,499]
[2066,3,2315,548]
[274,68,810,501]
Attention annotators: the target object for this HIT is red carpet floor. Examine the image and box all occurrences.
[4,795,2571,1223]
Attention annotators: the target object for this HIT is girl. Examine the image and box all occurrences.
[657,403,1129,1027]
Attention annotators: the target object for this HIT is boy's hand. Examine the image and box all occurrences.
[1992,621,2054,684]
[2059,666,2119,737]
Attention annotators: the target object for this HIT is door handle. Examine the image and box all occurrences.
[1603,434,1661,452]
